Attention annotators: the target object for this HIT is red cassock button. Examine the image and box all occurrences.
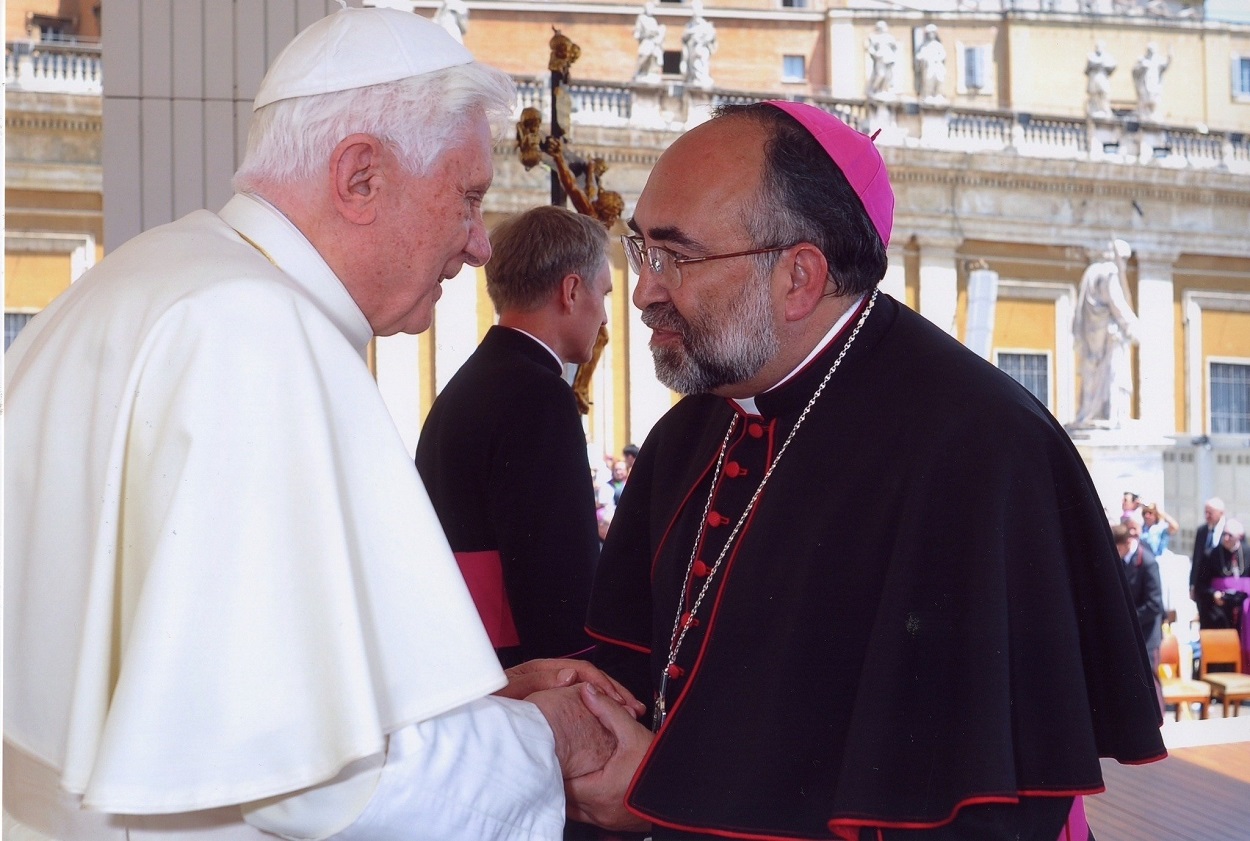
[724,461,742,478]
[748,422,764,438]
[692,560,710,577]
[707,511,725,527]
[681,611,700,629]
[666,664,685,679]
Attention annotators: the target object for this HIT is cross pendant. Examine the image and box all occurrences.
[653,674,669,731]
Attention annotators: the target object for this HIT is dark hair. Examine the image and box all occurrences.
[1111,523,1131,544]
[486,205,609,313]
[712,103,888,296]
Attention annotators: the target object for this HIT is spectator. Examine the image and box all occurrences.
[1113,522,1165,716]
[416,205,611,667]
[622,443,640,473]
[1201,519,1249,630]
[1190,496,1227,613]
[1141,500,1179,556]
[609,459,629,504]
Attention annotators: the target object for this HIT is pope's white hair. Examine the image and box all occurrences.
[232,62,515,194]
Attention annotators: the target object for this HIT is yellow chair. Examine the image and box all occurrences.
[1198,628,1250,717]
[1159,634,1210,721]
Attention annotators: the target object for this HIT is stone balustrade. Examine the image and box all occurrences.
[7,41,1245,175]
[6,40,102,95]
[516,75,1250,175]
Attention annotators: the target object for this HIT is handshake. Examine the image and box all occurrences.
[496,660,654,831]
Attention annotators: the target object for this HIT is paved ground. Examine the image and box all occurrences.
[1084,713,1250,840]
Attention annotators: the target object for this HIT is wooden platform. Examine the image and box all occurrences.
[1084,715,1250,840]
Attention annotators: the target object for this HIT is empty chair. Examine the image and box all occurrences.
[1198,628,1250,717]
[1158,634,1210,721]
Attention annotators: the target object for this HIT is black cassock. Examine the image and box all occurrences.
[418,326,599,668]
[588,293,1165,840]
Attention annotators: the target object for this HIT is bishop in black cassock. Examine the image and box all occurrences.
[578,101,1165,841]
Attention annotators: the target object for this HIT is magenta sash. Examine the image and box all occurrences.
[454,550,520,648]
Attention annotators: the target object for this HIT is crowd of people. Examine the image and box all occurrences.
[4,7,1177,841]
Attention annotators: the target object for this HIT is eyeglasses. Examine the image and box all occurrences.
[621,234,793,290]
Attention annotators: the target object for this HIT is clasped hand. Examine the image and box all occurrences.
[496,659,653,831]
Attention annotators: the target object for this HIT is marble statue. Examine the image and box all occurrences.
[914,24,947,104]
[633,3,666,83]
[1085,41,1117,119]
[433,0,469,44]
[681,0,717,90]
[1073,240,1140,428]
[1132,42,1171,121]
[865,20,899,101]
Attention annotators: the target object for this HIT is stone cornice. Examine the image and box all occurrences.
[884,148,1250,209]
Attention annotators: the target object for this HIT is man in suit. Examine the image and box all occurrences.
[1114,522,1165,715]
[1191,496,1238,627]
[417,205,612,668]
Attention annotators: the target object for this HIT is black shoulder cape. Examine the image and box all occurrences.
[588,294,1165,839]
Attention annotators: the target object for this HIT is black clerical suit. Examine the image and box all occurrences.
[588,293,1165,840]
[417,326,599,668]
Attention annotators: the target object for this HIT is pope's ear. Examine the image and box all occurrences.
[330,133,385,225]
[783,244,830,322]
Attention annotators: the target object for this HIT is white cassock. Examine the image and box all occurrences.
[3,193,565,840]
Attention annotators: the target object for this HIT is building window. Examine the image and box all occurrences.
[782,55,806,82]
[663,50,682,76]
[961,45,990,93]
[5,312,36,351]
[1233,56,1250,100]
[781,0,808,7]
[1210,361,1250,434]
[996,351,1050,408]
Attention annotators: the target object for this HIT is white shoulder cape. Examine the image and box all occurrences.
[4,194,504,813]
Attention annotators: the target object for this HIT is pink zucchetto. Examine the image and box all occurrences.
[763,100,894,248]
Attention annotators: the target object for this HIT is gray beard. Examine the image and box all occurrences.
[643,281,779,395]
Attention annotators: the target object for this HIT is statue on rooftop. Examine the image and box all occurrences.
[432,0,469,44]
[633,2,666,83]
[865,21,899,101]
[914,24,947,104]
[681,0,717,90]
[1085,41,1117,119]
[1132,42,1171,121]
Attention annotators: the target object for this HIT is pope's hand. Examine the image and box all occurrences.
[527,684,617,780]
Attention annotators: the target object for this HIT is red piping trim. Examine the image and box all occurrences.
[584,625,650,654]
[648,424,738,581]
[657,418,777,733]
[828,788,1101,835]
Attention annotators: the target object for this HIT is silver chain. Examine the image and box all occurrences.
[655,289,878,730]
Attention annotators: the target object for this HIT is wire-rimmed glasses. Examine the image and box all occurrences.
[621,234,794,290]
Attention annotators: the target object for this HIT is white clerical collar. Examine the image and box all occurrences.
[221,193,374,354]
[506,326,563,368]
[731,293,867,416]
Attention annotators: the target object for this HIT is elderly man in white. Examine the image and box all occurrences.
[3,7,640,841]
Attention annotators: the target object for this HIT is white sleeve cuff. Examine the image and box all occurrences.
[245,696,564,841]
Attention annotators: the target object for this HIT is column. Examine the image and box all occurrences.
[879,243,907,303]
[375,332,423,454]
[433,263,482,393]
[916,236,960,337]
[1136,250,1178,437]
[627,268,674,445]
[827,14,857,100]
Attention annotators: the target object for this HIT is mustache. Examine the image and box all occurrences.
[641,303,690,334]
